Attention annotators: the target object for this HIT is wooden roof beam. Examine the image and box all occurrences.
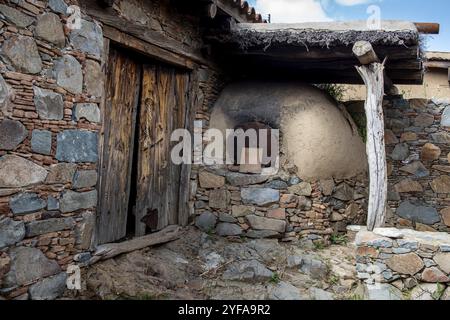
[353,41,399,94]
[414,22,440,34]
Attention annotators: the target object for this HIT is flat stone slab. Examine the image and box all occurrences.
[3,246,61,287]
[73,170,98,189]
[269,282,306,300]
[46,163,77,184]
[232,205,255,217]
[56,130,98,163]
[355,231,393,248]
[0,35,42,74]
[199,170,225,189]
[246,215,286,233]
[434,253,450,274]
[333,183,354,201]
[195,212,217,232]
[60,190,97,213]
[288,182,312,197]
[396,201,440,225]
[209,189,230,209]
[391,143,410,161]
[74,103,101,123]
[441,106,450,127]
[216,223,243,236]
[10,192,47,215]
[399,161,429,178]
[69,19,103,58]
[33,86,64,120]
[309,287,334,300]
[48,0,68,14]
[84,60,103,97]
[0,4,34,28]
[26,217,76,237]
[35,13,65,47]
[241,188,280,206]
[0,74,9,108]
[222,259,273,283]
[31,130,52,155]
[0,155,48,188]
[0,119,28,151]
[29,272,67,300]
[386,253,424,275]
[53,55,83,94]
[0,217,25,248]
[226,172,269,187]
[353,226,450,250]
[363,283,403,300]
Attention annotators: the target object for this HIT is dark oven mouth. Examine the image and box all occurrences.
[232,121,274,168]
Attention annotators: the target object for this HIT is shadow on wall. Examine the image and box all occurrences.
[210,81,368,181]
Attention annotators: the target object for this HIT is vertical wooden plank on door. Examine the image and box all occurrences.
[155,66,173,230]
[135,65,192,234]
[93,37,110,248]
[178,71,198,226]
[168,71,189,225]
[97,47,142,244]
[135,65,156,237]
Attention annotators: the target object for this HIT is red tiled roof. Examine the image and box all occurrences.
[220,0,267,23]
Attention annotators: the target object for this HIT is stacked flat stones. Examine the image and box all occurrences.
[192,163,369,244]
[0,0,102,300]
[353,226,450,300]
[347,97,450,233]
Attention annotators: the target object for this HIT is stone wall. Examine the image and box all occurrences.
[347,97,450,233]
[0,0,221,300]
[191,95,450,243]
[0,0,103,300]
[191,163,368,246]
[352,226,450,300]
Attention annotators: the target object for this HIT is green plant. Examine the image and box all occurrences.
[313,241,326,251]
[402,290,413,301]
[348,293,364,301]
[316,84,346,102]
[269,272,281,284]
[329,274,340,286]
[206,228,215,236]
[432,283,446,300]
[330,234,348,246]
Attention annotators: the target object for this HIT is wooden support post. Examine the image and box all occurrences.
[353,41,388,231]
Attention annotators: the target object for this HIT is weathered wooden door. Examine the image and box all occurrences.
[98,46,195,244]
[134,65,192,236]
[97,47,142,244]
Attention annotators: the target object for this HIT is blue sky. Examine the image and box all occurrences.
[248,0,449,52]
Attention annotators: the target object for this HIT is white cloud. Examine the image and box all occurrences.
[254,0,332,23]
[335,0,379,6]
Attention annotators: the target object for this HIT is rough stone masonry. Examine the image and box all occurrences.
[1,0,450,301]
[0,0,223,301]
[191,96,450,245]
[0,0,102,300]
[352,226,450,300]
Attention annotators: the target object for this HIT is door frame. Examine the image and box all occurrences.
[93,29,199,247]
